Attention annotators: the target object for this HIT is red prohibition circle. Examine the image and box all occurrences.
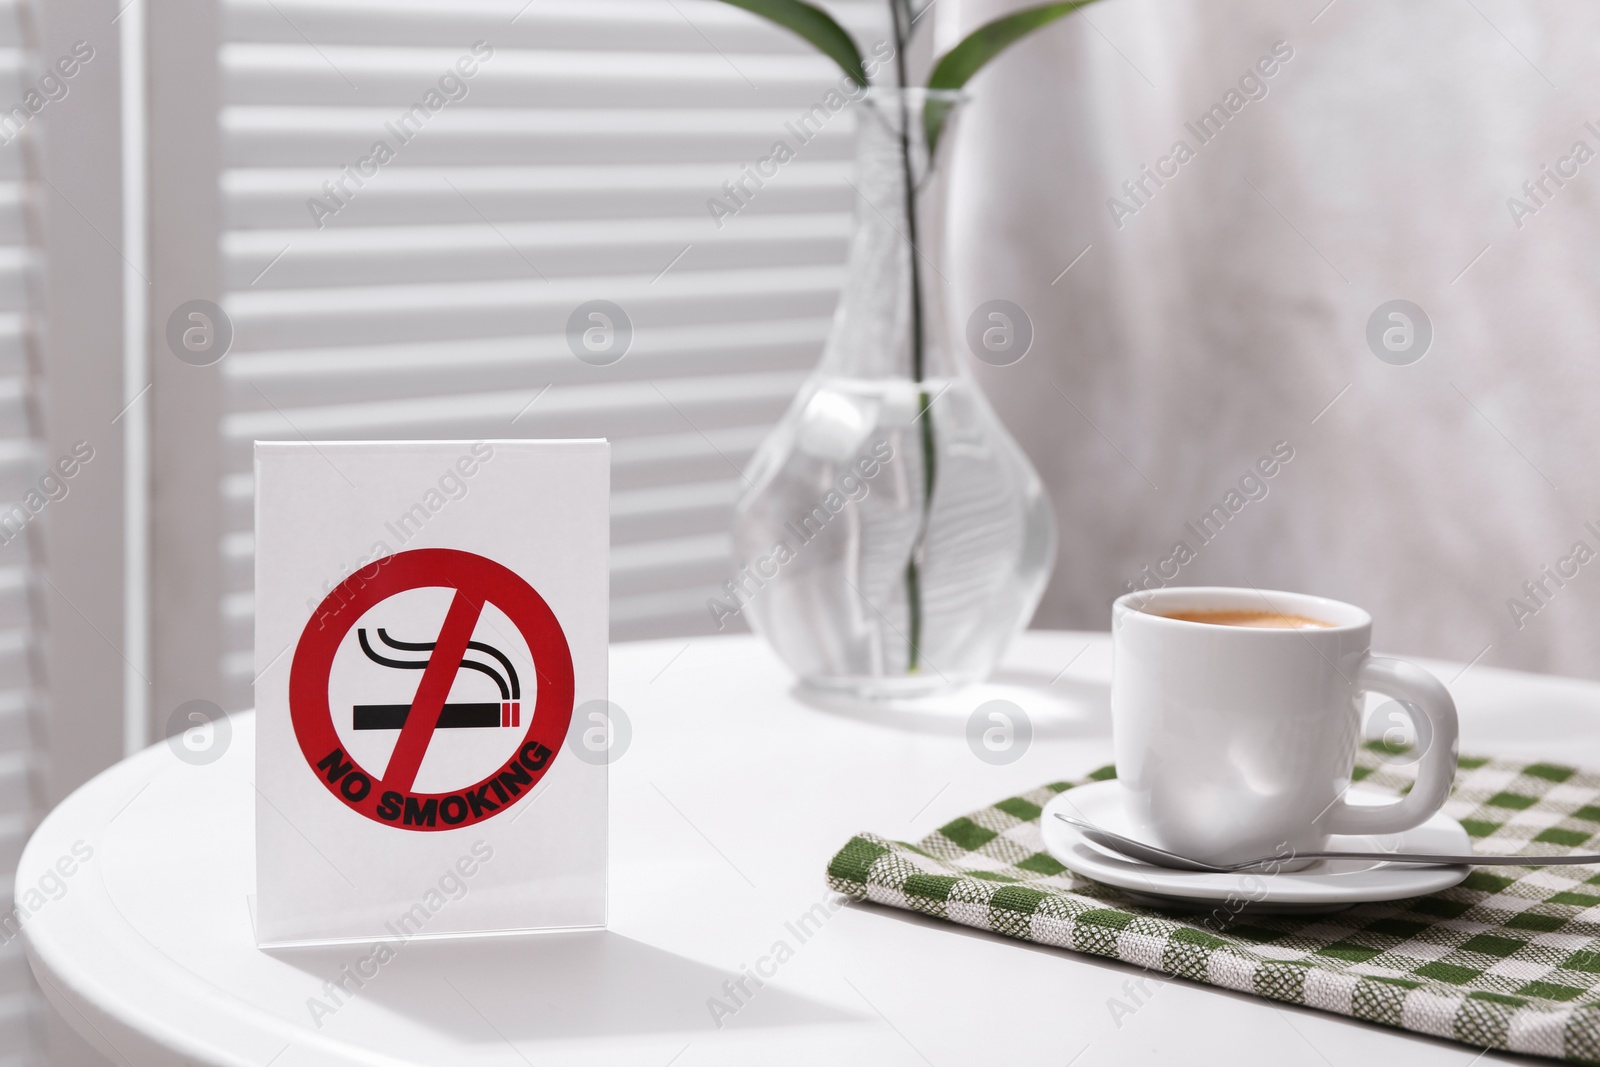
[289,548,574,831]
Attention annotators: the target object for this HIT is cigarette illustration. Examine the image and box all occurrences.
[352,628,521,729]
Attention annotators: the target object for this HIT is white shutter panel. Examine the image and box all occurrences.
[214,0,883,711]
[0,0,52,1059]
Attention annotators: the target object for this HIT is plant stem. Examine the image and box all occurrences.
[888,0,936,673]
[906,386,937,668]
[890,3,923,383]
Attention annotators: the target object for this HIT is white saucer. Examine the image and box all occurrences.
[1040,780,1472,913]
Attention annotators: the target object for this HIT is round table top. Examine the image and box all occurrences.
[21,630,1600,1066]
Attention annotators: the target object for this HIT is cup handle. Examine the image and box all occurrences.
[1320,656,1459,837]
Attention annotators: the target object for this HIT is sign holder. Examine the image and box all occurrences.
[254,440,608,946]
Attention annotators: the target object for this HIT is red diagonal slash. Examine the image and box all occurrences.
[381,589,484,793]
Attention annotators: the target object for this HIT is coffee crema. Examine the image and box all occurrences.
[1157,609,1333,630]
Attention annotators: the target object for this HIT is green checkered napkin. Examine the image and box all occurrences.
[827,751,1600,1063]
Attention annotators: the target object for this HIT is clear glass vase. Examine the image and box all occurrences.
[728,88,1056,699]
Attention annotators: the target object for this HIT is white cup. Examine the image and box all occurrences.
[1111,586,1459,866]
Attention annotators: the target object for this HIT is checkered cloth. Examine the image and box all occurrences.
[827,750,1600,1062]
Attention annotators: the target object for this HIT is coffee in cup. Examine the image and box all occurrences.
[1156,608,1332,630]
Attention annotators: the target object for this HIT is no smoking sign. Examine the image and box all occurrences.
[256,440,607,944]
[289,548,575,831]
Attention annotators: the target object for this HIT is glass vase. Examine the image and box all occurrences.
[727,88,1056,699]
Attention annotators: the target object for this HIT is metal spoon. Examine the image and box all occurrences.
[1052,812,1600,873]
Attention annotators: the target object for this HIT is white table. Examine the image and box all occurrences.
[21,630,1593,1066]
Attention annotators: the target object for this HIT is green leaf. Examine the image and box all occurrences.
[923,0,1102,153]
[711,0,868,87]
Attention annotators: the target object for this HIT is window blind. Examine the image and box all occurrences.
[213,0,883,712]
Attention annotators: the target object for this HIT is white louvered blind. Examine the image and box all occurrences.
[214,0,884,712]
[0,1,48,1060]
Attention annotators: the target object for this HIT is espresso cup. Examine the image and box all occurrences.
[1111,586,1458,865]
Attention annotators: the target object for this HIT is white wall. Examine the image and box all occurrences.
[943,0,1600,679]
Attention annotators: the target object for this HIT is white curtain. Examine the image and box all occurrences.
[939,0,1600,678]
